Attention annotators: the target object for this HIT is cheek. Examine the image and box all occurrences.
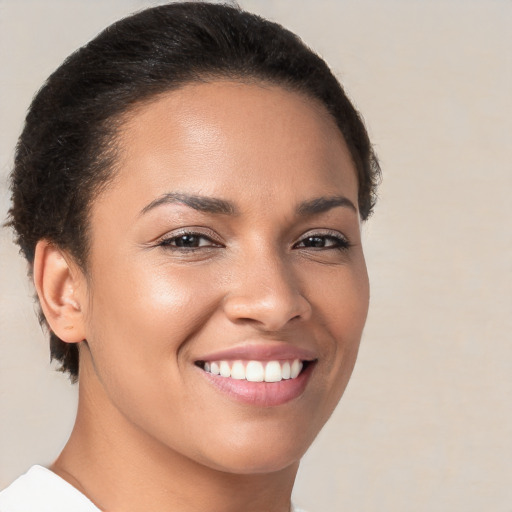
[80,259,225,454]
[88,256,213,338]
[309,255,369,396]
[83,257,219,393]
[312,252,369,339]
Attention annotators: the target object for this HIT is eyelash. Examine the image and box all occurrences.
[157,231,222,250]
[293,232,351,251]
[157,230,351,252]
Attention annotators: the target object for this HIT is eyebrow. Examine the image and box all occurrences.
[140,192,357,217]
[296,196,357,216]
[140,192,238,216]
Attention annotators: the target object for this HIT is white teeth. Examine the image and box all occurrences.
[246,361,264,382]
[230,361,245,380]
[202,359,305,382]
[219,361,231,377]
[264,361,282,382]
[290,360,303,379]
[282,361,291,379]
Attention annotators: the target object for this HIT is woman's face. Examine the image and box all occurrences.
[77,81,369,474]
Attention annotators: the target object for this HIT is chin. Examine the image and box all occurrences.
[206,449,302,476]
[194,423,316,476]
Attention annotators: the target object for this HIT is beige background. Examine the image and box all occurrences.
[1,1,511,511]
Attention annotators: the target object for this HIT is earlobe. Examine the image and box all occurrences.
[33,240,86,344]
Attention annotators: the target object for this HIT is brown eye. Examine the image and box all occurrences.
[294,233,350,250]
[303,236,327,248]
[172,234,202,248]
[159,233,220,250]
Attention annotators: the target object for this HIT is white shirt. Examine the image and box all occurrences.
[0,466,99,511]
[0,466,307,512]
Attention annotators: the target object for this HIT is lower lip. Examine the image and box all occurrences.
[198,363,314,407]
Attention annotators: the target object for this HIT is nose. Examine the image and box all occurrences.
[222,251,312,332]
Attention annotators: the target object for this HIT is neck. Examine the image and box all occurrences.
[52,361,298,512]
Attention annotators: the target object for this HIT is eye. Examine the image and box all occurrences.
[294,232,351,251]
[158,231,221,250]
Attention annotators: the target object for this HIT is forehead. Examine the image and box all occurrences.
[98,81,358,216]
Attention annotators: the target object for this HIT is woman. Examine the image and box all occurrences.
[0,2,379,511]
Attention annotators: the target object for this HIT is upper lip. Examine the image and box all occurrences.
[195,342,317,362]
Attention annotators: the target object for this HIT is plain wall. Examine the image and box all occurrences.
[1,1,511,511]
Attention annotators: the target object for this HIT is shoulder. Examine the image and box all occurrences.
[0,466,100,512]
[1,468,307,512]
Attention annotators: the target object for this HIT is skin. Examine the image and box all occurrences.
[34,81,369,512]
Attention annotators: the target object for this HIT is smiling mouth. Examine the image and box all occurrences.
[195,359,312,383]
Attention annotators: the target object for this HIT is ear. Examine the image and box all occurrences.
[33,240,87,344]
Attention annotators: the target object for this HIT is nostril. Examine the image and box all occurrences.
[222,291,312,332]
